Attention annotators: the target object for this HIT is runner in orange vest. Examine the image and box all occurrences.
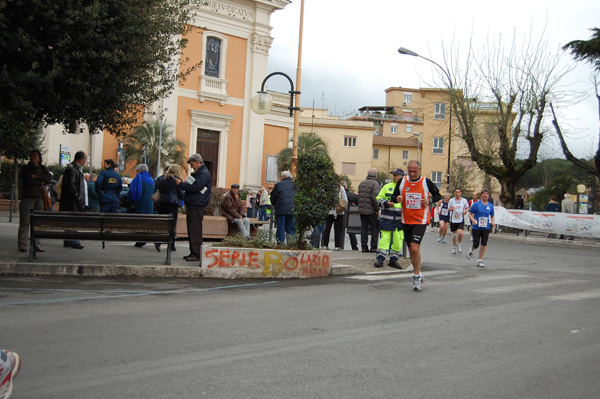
[391,160,441,291]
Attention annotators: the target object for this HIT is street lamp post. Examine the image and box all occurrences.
[398,47,453,191]
[250,0,304,177]
[156,66,173,179]
[250,72,301,166]
[412,132,422,165]
[156,92,165,178]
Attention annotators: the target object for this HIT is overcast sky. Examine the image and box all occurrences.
[266,0,600,158]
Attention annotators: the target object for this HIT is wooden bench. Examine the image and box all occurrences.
[29,211,175,264]
[175,214,270,240]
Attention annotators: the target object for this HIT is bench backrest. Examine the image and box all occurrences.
[31,211,172,234]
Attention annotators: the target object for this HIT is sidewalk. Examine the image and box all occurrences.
[1,215,599,278]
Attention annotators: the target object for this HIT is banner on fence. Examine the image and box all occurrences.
[495,207,600,238]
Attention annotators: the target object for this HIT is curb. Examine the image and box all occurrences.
[490,233,600,250]
[0,263,203,278]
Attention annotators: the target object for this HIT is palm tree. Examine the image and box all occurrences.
[277,132,330,172]
[123,119,186,177]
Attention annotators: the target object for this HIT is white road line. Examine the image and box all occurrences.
[346,270,457,281]
[474,279,583,294]
[547,289,600,301]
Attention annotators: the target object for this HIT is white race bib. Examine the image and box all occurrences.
[478,217,488,228]
[440,208,449,216]
[406,193,422,209]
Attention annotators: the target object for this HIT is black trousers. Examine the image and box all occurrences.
[323,214,344,248]
[360,213,379,250]
[186,208,204,257]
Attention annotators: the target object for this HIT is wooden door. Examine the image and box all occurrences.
[196,129,219,184]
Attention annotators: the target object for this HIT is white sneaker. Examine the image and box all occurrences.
[452,247,456,254]
[334,247,341,251]
[457,244,462,253]
[477,260,486,268]
[437,237,441,243]
[0,350,21,399]
[467,250,473,260]
[413,275,423,291]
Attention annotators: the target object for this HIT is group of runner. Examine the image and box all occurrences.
[387,160,496,291]
[436,188,494,268]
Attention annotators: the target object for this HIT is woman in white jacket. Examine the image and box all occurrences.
[321,180,348,250]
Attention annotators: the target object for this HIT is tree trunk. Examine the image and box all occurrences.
[498,176,516,209]
[13,157,19,202]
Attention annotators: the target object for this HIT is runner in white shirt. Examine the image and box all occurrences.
[448,187,470,254]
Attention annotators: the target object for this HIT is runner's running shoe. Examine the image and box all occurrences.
[457,244,462,253]
[477,260,486,268]
[0,350,21,399]
[467,249,473,260]
[452,247,456,254]
[413,275,423,291]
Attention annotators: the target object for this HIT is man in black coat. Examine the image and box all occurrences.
[269,171,296,244]
[59,151,88,249]
[175,153,212,262]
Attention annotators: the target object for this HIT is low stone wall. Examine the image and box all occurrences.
[201,245,332,279]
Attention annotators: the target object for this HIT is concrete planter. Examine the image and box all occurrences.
[201,245,332,279]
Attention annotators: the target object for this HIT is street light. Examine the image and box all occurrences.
[250,72,300,117]
[412,132,422,165]
[156,66,173,179]
[251,0,304,177]
[398,47,453,191]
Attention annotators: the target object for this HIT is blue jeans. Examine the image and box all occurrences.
[258,205,268,221]
[275,214,296,244]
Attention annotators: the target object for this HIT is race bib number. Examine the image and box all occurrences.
[406,193,422,209]
[440,208,448,216]
[478,217,489,228]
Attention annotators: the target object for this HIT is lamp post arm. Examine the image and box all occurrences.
[259,72,300,117]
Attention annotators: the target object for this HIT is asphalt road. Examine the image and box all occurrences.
[2,240,599,398]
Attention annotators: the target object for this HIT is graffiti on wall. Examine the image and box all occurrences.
[203,248,331,277]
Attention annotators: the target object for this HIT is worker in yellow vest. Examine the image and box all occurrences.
[374,168,404,269]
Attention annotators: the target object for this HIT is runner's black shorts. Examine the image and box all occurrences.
[450,222,465,232]
[472,229,490,248]
[403,224,427,245]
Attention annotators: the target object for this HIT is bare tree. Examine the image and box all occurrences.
[551,72,600,179]
[442,32,571,208]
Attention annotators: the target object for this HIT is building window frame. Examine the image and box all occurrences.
[390,123,398,134]
[342,162,356,175]
[344,136,357,148]
[373,148,379,160]
[431,171,443,188]
[434,102,446,120]
[404,93,413,104]
[433,137,445,154]
[402,150,409,160]
[199,31,229,104]
[406,124,412,133]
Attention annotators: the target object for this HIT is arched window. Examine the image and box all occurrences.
[199,32,228,104]
[205,37,221,78]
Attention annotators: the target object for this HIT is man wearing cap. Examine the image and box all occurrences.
[175,153,212,262]
[221,183,251,239]
[374,168,404,268]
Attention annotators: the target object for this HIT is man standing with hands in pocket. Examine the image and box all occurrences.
[175,154,211,263]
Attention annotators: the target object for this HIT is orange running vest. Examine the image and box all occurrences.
[399,176,430,225]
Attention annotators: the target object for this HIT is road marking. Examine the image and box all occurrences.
[0,281,278,306]
[345,270,456,281]
[547,288,600,301]
[474,279,582,294]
